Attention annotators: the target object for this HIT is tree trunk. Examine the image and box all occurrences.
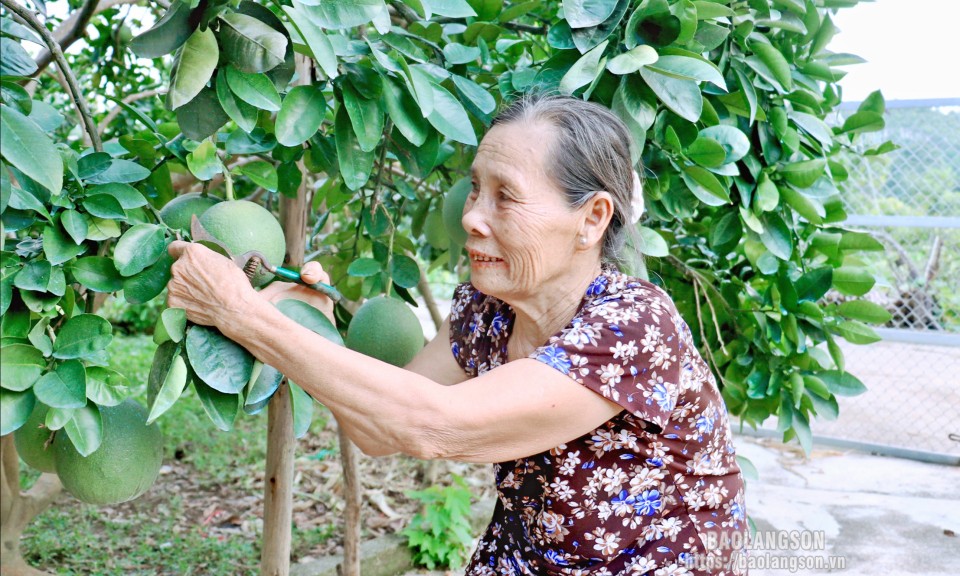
[0,436,60,576]
[337,427,361,576]
[259,54,313,576]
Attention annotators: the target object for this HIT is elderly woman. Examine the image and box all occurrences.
[167,94,747,575]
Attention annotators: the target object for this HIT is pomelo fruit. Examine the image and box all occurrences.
[159,192,222,233]
[198,200,286,287]
[345,296,424,367]
[14,403,57,473]
[442,177,471,247]
[54,399,163,506]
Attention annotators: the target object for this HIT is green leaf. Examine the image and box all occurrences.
[779,158,825,189]
[430,0,478,17]
[632,224,668,258]
[64,403,102,456]
[838,231,883,252]
[45,406,75,431]
[840,111,884,135]
[185,325,254,394]
[343,83,384,153]
[335,104,375,191]
[276,85,327,147]
[219,12,287,73]
[606,45,658,75]
[84,366,128,406]
[43,223,86,265]
[283,4,338,79]
[130,0,194,58]
[560,41,608,94]
[34,360,86,409]
[451,75,497,115]
[758,211,793,260]
[817,370,866,397]
[186,139,222,181]
[698,125,750,164]
[225,66,281,111]
[0,105,63,195]
[87,183,148,209]
[239,161,278,192]
[795,267,832,302]
[390,255,420,289]
[69,257,123,292]
[751,41,793,91]
[153,307,187,345]
[645,55,726,90]
[289,381,313,439]
[82,194,126,219]
[0,344,45,391]
[123,251,173,304]
[708,210,741,254]
[244,361,282,410]
[85,217,121,241]
[175,87,230,142]
[571,0,629,53]
[832,267,875,297]
[638,67,702,123]
[84,159,152,185]
[347,258,381,277]
[425,84,477,146]
[0,37,38,76]
[168,27,219,110]
[1,17,42,44]
[563,0,618,28]
[193,379,239,432]
[0,388,35,435]
[298,0,387,30]
[681,166,730,206]
[837,300,892,324]
[216,69,258,133]
[382,78,429,147]
[789,111,833,148]
[276,299,343,345]
[13,261,50,292]
[52,314,113,360]
[686,137,725,167]
[836,320,881,345]
[443,43,481,64]
[114,223,167,277]
[147,352,188,424]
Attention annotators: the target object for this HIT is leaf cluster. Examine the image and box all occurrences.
[401,474,475,570]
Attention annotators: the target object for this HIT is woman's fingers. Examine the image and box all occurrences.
[300,261,329,284]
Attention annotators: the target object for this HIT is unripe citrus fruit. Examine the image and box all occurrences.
[159,192,222,233]
[54,399,163,506]
[346,296,424,367]
[198,200,286,287]
[14,403,57,473]
[424,209,450,250]
[442,177,471,247]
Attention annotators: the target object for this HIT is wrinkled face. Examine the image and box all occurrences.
[462,120,583,302]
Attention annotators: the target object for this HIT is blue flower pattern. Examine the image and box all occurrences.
[448,267,747,575]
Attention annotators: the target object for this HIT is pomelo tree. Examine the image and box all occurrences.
[1,0,891,574]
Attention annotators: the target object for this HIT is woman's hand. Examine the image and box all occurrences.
[167,241,259,328]
[257,261,335,321]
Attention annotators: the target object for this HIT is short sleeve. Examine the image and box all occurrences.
[530,280,684,431]
[448,283,512,377]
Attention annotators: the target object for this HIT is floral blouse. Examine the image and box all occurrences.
[448,266,747,575]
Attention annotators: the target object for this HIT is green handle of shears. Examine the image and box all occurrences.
[274,266,342,302]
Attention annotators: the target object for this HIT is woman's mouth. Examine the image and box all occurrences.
[468,251,504,265]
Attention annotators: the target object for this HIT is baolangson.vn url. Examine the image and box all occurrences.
[684,552,848,573]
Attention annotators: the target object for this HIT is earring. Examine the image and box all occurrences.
[578,236,587,245]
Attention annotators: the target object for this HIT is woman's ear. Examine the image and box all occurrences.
[579,191,615,249]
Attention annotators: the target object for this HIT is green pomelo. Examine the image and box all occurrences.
[198,200,286,287]
[442,177,471,247]
[346,296,425,367]
[424,209,450,250]
[159,192,222,233]
[14,403,57,473]
[54,399,163,506]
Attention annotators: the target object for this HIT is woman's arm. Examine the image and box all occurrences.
[168,242,621,462]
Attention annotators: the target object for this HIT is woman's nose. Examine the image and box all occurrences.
[461,196,491,238]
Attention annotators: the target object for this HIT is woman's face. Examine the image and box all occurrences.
[462,120,585,302]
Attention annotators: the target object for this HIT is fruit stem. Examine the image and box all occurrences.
[224,166,235,201]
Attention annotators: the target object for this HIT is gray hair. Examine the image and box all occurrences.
[490,93,644,273]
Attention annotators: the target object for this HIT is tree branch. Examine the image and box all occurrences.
[32,0,98,74]
[1,0,102,152]
[97,88,164,135]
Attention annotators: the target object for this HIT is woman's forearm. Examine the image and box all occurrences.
[219,296,453,458]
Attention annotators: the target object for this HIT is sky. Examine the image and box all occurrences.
[829,0,960,103]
